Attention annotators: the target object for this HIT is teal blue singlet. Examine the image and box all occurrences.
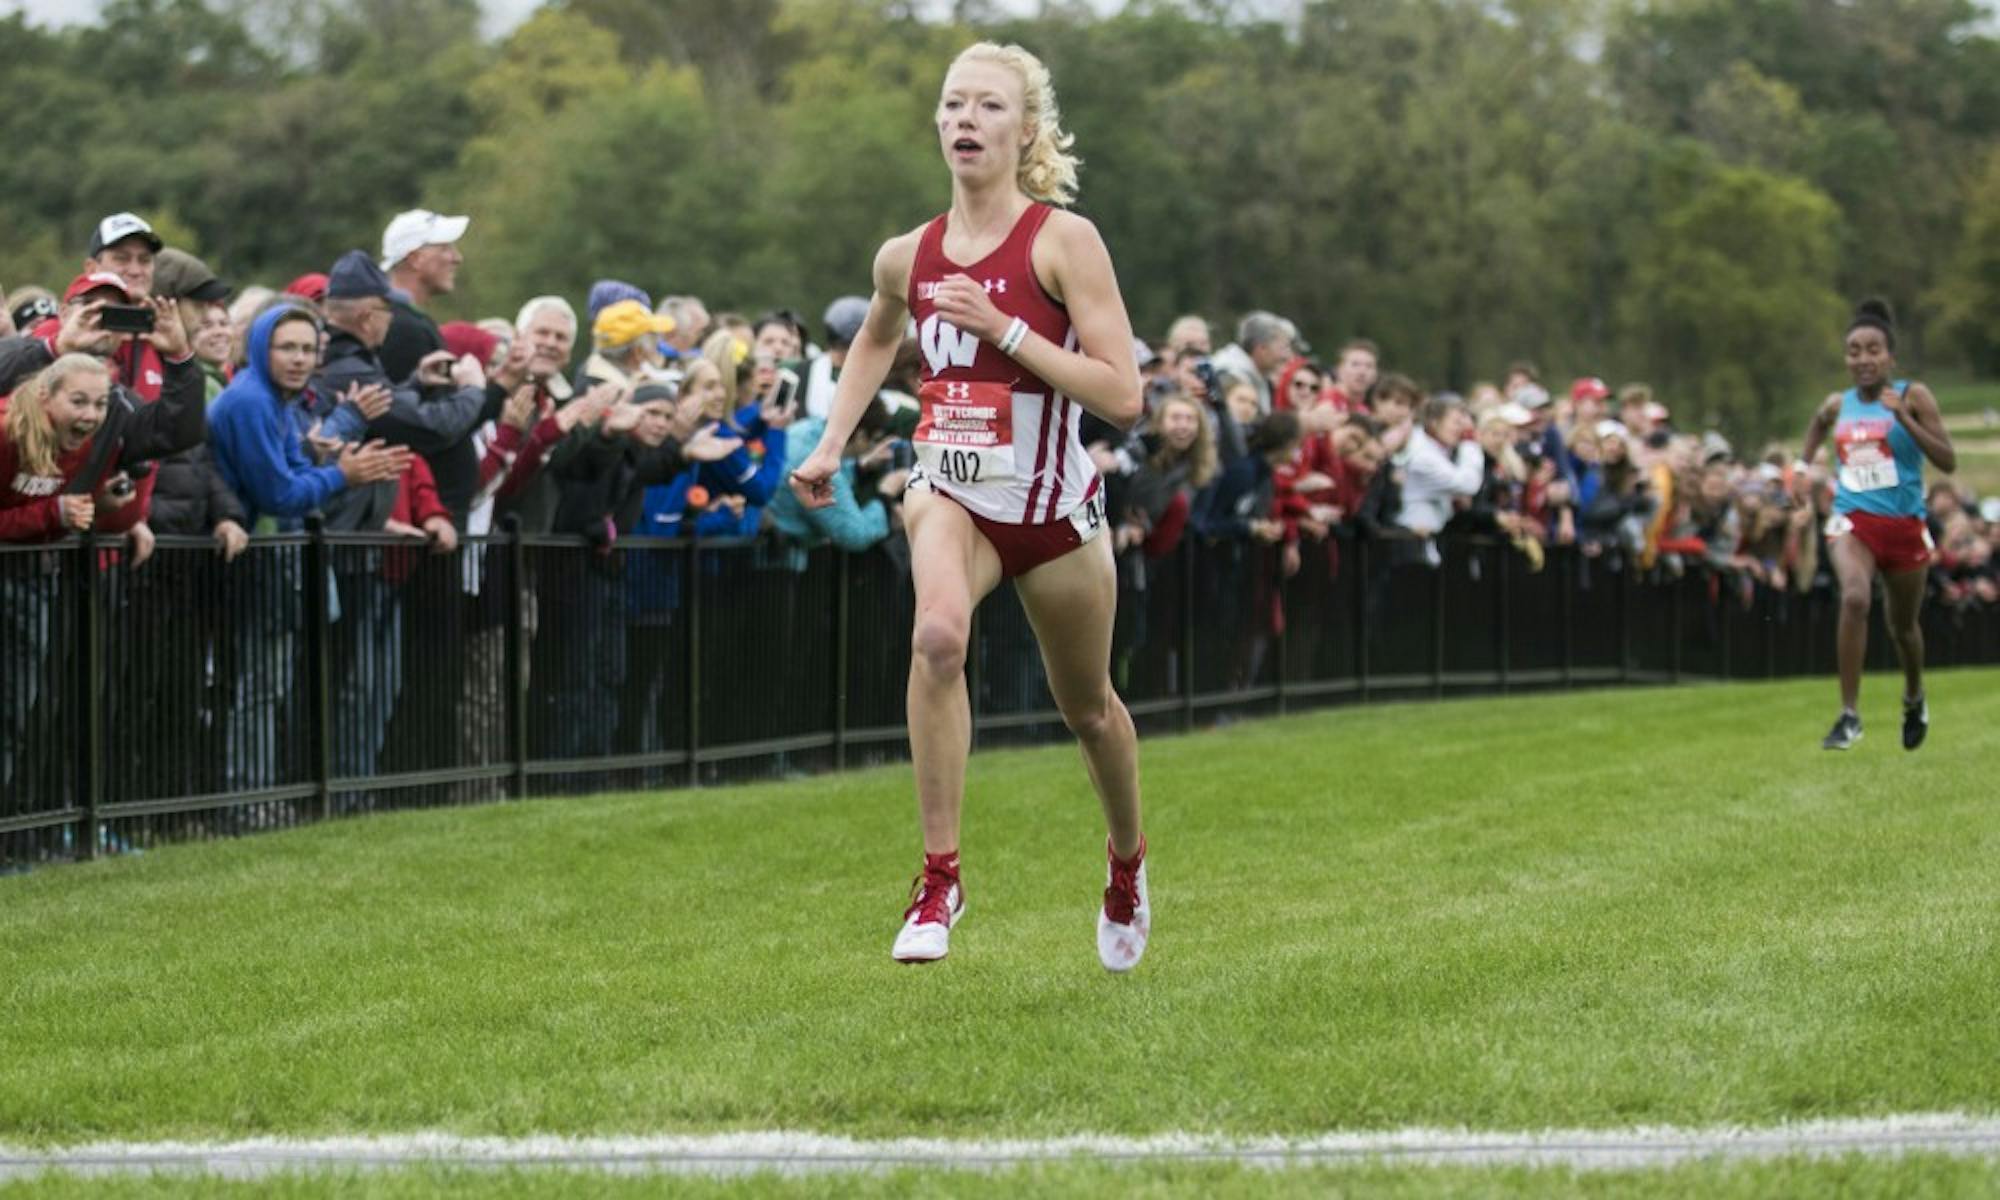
[1831,382,1926,519]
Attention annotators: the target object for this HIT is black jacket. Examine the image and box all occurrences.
[147,444,247,536]
[0,333,54,397]
[378,297,443,385]
[550,430,688,570]
[313,327,504,525]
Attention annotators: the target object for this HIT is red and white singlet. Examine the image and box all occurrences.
[906,203,1100,528]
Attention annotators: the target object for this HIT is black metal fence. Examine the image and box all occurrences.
[5,523,1998,871]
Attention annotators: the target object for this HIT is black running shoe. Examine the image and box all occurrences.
[1822,711,1863,751]
[1902,696,1928,751]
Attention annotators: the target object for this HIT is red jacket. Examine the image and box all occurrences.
[476,410,565,504]
[384,456,450,585]
[0,418,149,542]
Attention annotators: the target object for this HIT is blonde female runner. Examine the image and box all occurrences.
[790,42,1150,970]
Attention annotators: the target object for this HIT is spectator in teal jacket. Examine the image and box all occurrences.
[768,396,906,561]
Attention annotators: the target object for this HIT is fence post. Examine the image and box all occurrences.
[1274,546,1289,716]
[1496,542,1511,694]
[1354,536,1371,704]
[684,537,701,788]
[1559,548,1575,689]
[1764,586,1778,680]
[1431,548,1446,700]
[1180,543,1195,733]
[1618,552,1633,683]
[1719,572,1734,680]
[504,515,530,799]
[1670,570,1684,684]
[76,534,103,860]
[833,549,850,771]
[303,516,332,822]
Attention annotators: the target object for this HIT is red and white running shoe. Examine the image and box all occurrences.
[892,852,964,963]
[1098,837,1149,972]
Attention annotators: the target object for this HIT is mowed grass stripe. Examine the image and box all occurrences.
[5,1156,2000,1199]
[1,671,1996,1144]
[6,1114,2000,1176]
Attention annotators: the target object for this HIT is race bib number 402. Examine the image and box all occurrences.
[915,380,1022,485]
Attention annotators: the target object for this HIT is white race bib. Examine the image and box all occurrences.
[915,380,1020,486]
[1067,487,1106,544]
[1838,460,1899,493]
[1834,415,1899,494]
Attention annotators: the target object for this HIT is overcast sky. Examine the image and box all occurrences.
[7,0,546,38]
[8,0,1995,39]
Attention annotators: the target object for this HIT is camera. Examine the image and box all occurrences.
[888,438,915,470]
[99,304,155,335]
[1190,357,1219,399]
[768,369,800,415]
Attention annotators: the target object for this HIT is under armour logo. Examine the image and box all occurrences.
[945,381,972,400]
[983,279,1007,294]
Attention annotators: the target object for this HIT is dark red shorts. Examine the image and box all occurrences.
[940,483,1105,578]
[1832,510,1935,574]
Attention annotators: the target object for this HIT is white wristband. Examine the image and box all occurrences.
[997,317,1028,356]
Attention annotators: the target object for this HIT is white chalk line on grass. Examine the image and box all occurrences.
[5,1114,2000,1178]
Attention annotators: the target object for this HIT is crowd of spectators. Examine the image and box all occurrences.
[3,209,1999,798]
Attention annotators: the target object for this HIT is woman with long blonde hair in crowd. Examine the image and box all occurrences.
[0,354,147,792]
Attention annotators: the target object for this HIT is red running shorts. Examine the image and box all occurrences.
[1828,510,1936,574]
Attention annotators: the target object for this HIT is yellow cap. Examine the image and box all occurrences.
[593,300,675,348]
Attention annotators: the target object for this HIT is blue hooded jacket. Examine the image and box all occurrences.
[208,305,349,529]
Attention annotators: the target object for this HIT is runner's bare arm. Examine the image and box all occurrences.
[932,211,1142,431]
[1800,393,1842,466]
[1028,213,1142,429]
[1891,383,1956,474]
[812,231,920,457]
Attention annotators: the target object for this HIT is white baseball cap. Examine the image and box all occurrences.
[380,209,469,269]
[88,211,163,257]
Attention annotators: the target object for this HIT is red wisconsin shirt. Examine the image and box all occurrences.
[0,423,146,542]
[907,202,1095,525]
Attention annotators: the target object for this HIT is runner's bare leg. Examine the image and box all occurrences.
[903,486,1004,854]
[1881,564,1928,700]
[1015,531,1142,857]
[1829,533,1877,713]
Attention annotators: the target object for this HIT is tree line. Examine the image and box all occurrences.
[3,0,1997,438]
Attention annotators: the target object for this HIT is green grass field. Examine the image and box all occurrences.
[3,671,1998,1195]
